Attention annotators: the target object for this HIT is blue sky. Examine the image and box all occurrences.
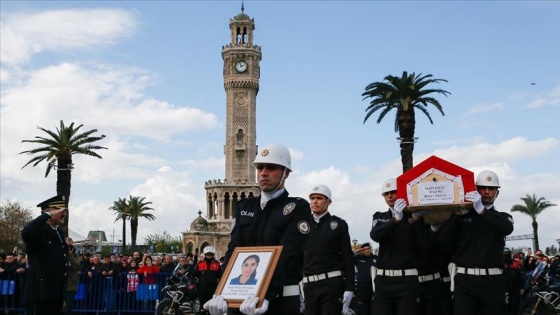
[1,1,559,252]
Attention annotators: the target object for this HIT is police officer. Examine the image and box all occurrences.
[192,246,222,315]
[354,243,377,315]
[370,178,430,315]
[21,195,69,315]
[503,247,523,315]
[204,143,313,315]
[438,170,514,315]
[302,185,355,315]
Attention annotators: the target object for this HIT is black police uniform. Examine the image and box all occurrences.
[417,225,452,315]
[503,255,523,315]
[224,190,312,315]
[354,250,377,315]
[22,212,69,315]
[302,213,355,315]
[438,207,514,315]
[370,210,431,315]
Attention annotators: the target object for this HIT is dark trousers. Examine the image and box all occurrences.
[372,275,419,315]
[453,274,506,315]
[28,300,64,315]
[372,295,418,315]
[303,277,344,315]
[419,280,452,315]
[63,290,77,315]
[356,286,373,315]
[228,295,300,315]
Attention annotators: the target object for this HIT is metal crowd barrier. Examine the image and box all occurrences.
[0,271,173,314]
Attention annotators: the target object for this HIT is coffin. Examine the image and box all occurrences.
[396,155,475,224]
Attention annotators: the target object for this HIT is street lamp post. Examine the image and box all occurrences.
[352,239,358,251]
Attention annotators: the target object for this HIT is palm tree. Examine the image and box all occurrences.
[362,71,450,172]
[110,197,129,251]
[127,196,156,251]
[20,120,107,232]
[511,194,557,251]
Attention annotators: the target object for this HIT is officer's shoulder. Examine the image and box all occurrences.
[287,196,310,207]
[331,215,348,225]
[372,210,390,218]
[238,196,259,207]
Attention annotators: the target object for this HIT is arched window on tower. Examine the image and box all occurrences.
[248,191,255,198]
[224,192,231,219]
[213,192,219,219]
[236,27,242,44]
[207,193,213,218]
[240,192,247,200]
[236,129,245,151]
[232,192,239,218]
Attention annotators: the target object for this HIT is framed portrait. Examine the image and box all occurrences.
[215,246,283,308]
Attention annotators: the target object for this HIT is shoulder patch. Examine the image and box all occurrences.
[508,216,514,224]
[371,219,378,228]
[283,202,296,215]
[298,220,310,234]
[330,221,338,230]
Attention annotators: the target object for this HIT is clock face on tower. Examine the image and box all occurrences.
[235,60,248,73]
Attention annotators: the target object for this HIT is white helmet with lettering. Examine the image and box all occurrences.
[309,184,332,201]
[475,170,500,188]
[203,246,216,255]
[253,143,291,171]
[381,178,397,195]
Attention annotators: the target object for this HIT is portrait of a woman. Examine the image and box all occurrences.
[229,254,260,285]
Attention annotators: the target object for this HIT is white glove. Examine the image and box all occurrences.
[240,295,269,315]
[341,291,353,314]
[465,191,484,214]
[203,294,228,315]
[430,223,441,232]
[392,199,406,221]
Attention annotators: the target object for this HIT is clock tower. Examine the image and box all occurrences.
[183,5,261,259]
[222,4,261,185]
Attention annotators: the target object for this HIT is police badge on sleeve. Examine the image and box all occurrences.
[283,202,296,215]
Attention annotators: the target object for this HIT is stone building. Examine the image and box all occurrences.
[182,6,261,259]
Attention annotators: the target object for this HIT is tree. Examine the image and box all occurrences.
[127,196,156,252]
[362,71,450,172]
[0,200,33,252]
[20,120,107,232]
[145,230,183,253]
[511,194,557,252]
[110,197,129,251]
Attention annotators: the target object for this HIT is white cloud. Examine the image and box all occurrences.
[466,102,505,115]
[524,84,560,109]
[1,9,137,65]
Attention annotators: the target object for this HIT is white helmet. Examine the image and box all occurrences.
[381,178,397,195]
[203,246,216,255]
[475,170,500,188]
[253,143,291,171]
[309,184,332,201]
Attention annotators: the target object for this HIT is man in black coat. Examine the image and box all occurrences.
[21,195,69,315]
[204,143,313,315]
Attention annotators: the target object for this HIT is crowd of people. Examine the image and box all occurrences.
[0,243,227,314]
